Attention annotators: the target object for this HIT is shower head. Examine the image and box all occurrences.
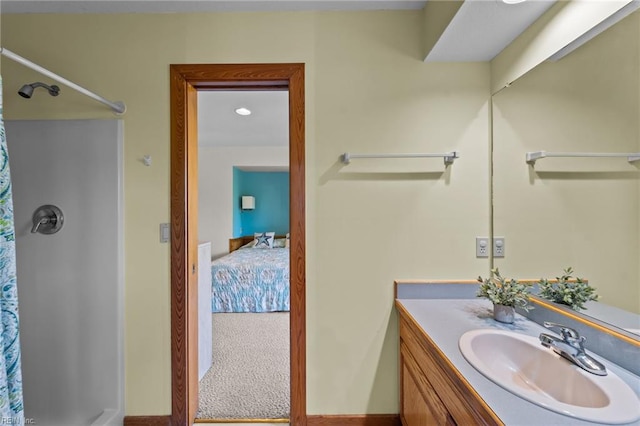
[18,82,60,99]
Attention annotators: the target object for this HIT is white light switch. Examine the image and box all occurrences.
[160,223,170,243]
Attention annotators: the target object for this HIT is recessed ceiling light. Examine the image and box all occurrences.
[235,107,251,116]
[502,0,527,3]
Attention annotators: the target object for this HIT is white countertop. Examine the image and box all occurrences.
[398,298,640,426]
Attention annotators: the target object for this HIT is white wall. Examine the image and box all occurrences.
[199,145,288,259]
[6,119,124,426]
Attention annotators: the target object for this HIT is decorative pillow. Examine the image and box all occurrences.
[273,238,286,248]
[285,232,290,248]
[253,232,275,249]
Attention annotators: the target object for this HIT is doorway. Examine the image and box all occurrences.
[197,90,289,420]
[169,63,306,426]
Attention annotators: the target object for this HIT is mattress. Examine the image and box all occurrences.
[210,247,290,313]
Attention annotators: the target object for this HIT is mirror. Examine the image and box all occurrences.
[492,10,640,332]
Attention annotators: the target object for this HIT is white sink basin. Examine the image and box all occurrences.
[459,329,640,424]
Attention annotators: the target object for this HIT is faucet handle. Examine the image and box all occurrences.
[543,321,581,340]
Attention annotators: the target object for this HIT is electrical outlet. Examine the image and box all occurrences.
[494,237,505,258]
[476,237,489,258]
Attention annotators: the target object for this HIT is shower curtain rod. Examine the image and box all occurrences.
[1,47,126,114]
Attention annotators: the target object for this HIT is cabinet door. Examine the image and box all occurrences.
[398,309,503,426]
[402,364,432,426]
[401,355,455,426]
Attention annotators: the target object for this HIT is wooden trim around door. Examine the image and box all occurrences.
[170,63,306,426]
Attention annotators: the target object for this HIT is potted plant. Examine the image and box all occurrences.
[537,267,598,311]
[477,268,532,323]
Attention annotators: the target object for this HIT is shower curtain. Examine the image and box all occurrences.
[0,76,24,421]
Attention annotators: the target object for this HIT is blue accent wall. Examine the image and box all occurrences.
[232,168,289,237]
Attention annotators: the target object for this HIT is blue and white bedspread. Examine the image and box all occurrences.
[211,247,290,313]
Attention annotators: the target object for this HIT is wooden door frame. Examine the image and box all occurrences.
[170,63,306,426]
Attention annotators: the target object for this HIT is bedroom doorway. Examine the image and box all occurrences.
[197,90,290,421]
[170,64,306,426]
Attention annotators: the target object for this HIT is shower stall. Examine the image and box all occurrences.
[5,119,124,426]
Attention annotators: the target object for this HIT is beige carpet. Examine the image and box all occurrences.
[196,312,290,420]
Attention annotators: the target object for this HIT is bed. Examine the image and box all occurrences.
[210,235,290,313]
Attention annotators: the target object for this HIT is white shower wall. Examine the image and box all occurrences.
[5,119,124,426]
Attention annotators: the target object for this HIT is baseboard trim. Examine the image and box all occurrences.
[194,419,289,423]
[122,413,399,426]
[123,415,172,426]
[307,414,400,426]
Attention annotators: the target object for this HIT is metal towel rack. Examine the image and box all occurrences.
[526,151,640,165]
[341,151,460,166]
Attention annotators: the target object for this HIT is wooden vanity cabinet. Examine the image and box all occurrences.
[398,302,503,426]
[401,344,455,426]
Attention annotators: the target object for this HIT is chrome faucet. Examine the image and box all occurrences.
[539,321,607,376]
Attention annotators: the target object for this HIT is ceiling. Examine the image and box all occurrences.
[426,0,556,62]
[0,0,558,63]
[1,0,427,14]
[3,0,562,146]
[198,91,289,148]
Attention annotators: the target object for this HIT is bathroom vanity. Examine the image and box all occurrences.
[399,302,501,425]
[396,282,640,426]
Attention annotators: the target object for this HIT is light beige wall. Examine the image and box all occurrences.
[1,11,316,416]
[199,145,288,259]
[493,12,640,314]
[1,11,491,415]
[312,13,490,413]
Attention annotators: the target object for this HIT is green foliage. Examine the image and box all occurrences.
[537,267,598,311]
[477,268,532,310]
